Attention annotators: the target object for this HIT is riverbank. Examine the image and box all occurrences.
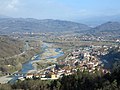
[0,43,64,84]
[0,75,12,84]
[0,47,42,77]
[26,43,64,73]
[32,47,63,71]
[41,48,59,59]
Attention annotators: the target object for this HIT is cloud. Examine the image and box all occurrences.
[0,0,119,20]
[6,0,19,10]
[0,0,20,15]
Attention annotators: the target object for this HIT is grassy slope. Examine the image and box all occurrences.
[0,36,41,75]
[0,36,23,58]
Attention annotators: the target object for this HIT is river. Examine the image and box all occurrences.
[9,43,64,84]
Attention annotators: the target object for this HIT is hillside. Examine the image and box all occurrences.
[0,36,23,73]
[0,36,23,58]
[93,21,120,31]
[88,21,120,33]
[100,47,120,69]
[0,18,90,34]
[0,36,40,74]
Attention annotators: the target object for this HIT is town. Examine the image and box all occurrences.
[18,44,114,81]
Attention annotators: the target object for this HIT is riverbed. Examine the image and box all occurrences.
[9,43,64,84]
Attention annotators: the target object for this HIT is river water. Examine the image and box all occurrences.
[9,43,64,84]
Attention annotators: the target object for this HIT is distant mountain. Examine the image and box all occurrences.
[92,21,120,31]
[87,21,120,35]
[0,15,11,18]
[0,18,90,34]
[76,14,120,26]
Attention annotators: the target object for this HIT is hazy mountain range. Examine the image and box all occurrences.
[76,14,120,26]
[0,17,120,34]
[88,21,120,33]
[0,18,90,34]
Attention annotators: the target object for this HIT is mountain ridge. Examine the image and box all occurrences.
[0,17,120,34]
[93,21,120,31]
[0,18,91,34]
[86,21,120,35]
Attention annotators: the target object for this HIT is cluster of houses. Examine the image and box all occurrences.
[18,65,75,81]
[59,48,108,73]
[18,46,111,81]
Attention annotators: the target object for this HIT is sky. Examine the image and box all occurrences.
[0,0,120,24]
